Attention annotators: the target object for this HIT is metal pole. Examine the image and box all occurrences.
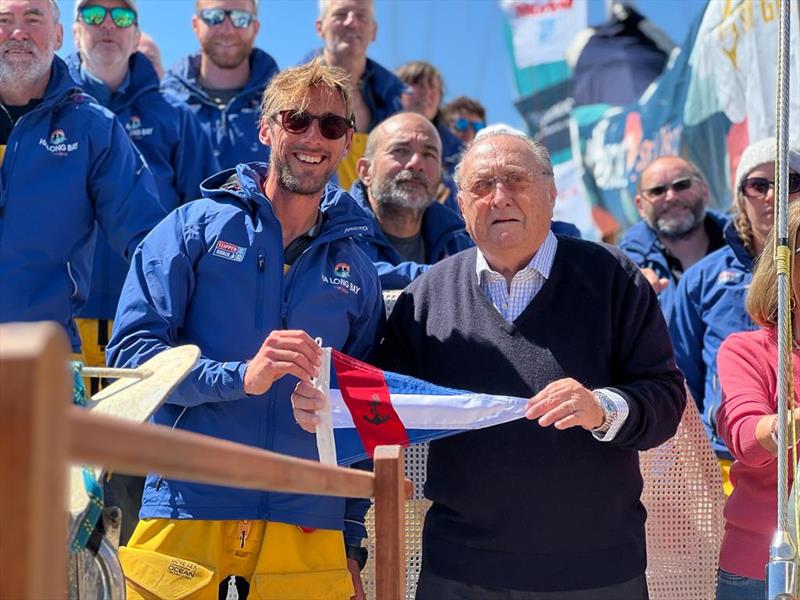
[767,0,796,597]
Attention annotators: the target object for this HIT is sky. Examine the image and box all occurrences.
[55,0,709,130]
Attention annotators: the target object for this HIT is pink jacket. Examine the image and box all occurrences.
[717,327,800,580]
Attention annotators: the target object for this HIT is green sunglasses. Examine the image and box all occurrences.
[78,5,138,28]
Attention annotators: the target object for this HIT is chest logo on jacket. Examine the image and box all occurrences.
[717,270,744,286]
[39,129,78,156]
[212,240,247,262]
[125,115,154,138]
[322,262,361,295]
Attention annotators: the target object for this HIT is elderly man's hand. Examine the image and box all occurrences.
[525,378,604,431]
[291,380,324,433]
[243,330,322,396]
[641,267,669,293]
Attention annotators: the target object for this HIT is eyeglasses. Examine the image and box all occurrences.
[740,173,800,200]
[197,8,255,29]
[466,172,539,198]
[452,118,486,134]
[274,110,354,140]
[641,177,696,201]
[78,5,137,28]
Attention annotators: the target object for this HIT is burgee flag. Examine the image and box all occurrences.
[327,350,528,466]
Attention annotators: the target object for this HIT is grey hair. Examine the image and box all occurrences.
[454,128,554,188]
[318,0,374,20]
[48,0,60,22]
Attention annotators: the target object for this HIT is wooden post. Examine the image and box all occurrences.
[0,323,70,600]
[373,445,406,600]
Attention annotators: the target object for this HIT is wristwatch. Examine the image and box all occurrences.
[592,391,617,435]
[346,544,368,571]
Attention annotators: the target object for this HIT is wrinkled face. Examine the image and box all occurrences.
[361,114,442,212]
[192,0,258,70]
[457,136,555,259]
[449,108,483,144]
[316,0,375,60]
[73,0,139,71]
[635,157,707,239]
[0,0,62,89]
[400,76,441,121]
[259,86,353,196]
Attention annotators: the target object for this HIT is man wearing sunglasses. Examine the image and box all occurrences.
[0,0,164,355]
[620,156,728,321]
[162,0,278,170]
[442,96,487,145]
[108,58,383,600]
[68,0,220,543]
[670,138,800,496]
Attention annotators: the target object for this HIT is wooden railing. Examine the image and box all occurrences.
[0,322,409,600]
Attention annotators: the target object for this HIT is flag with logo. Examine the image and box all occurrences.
[323,350,528,466]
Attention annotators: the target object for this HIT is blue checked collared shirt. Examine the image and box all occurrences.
[475,231,628,441]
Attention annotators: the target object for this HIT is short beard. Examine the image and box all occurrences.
[0,41,52,92]
[271,154,336,197]
[201,38,250,70]
[654,204,706,240]
[370,172,435,213]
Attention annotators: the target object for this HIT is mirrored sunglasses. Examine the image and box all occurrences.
[197,8,255,29]
[642,177,694,201]
[741,173,800,200]
[78,5,137,28]
[453,118,486,134]
[274,110,354,140]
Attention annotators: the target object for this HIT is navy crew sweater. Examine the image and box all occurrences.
[379,238,686,592]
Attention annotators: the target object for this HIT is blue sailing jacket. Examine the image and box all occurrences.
[669,223,757,458]
[108,163,384,542]
[68,52,220,319]
[0,56,164,350]
[162,49,279,169]
[620,210,729,323]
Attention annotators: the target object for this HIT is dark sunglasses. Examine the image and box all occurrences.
[453,118,485,134]
[641,176,695,201]
[740,173,800,199]
[197,8,255,29]
[274,110,354,140]
[78,5,137,28]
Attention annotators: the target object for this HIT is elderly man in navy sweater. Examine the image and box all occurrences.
[380,132,685,598]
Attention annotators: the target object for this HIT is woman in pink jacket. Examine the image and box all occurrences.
[717,193,800,599]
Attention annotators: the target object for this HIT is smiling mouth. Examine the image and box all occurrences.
[294,153,324,165]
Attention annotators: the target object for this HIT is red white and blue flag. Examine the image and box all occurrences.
[328,350,528,466]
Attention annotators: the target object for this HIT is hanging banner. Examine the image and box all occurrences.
[580,0,799,229]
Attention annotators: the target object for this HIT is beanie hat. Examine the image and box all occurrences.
[735,137,800,197]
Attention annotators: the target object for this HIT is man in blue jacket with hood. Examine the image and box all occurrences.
[109,58,383,600]
[350,111,472,289]
[620,155,727,321]
[68,0,219,373]
[161,0,279,169]
[0,0,164,353]
[306,0,404,190]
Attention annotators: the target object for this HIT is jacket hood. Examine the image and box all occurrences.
[41,55,87,110]
[202,163,373,238]
[66,51,159,111]
[162,48,279,103]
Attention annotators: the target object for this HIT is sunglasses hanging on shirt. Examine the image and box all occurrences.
[197,8,255,28]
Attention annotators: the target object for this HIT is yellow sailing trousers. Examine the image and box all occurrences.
[120,519,354,600]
